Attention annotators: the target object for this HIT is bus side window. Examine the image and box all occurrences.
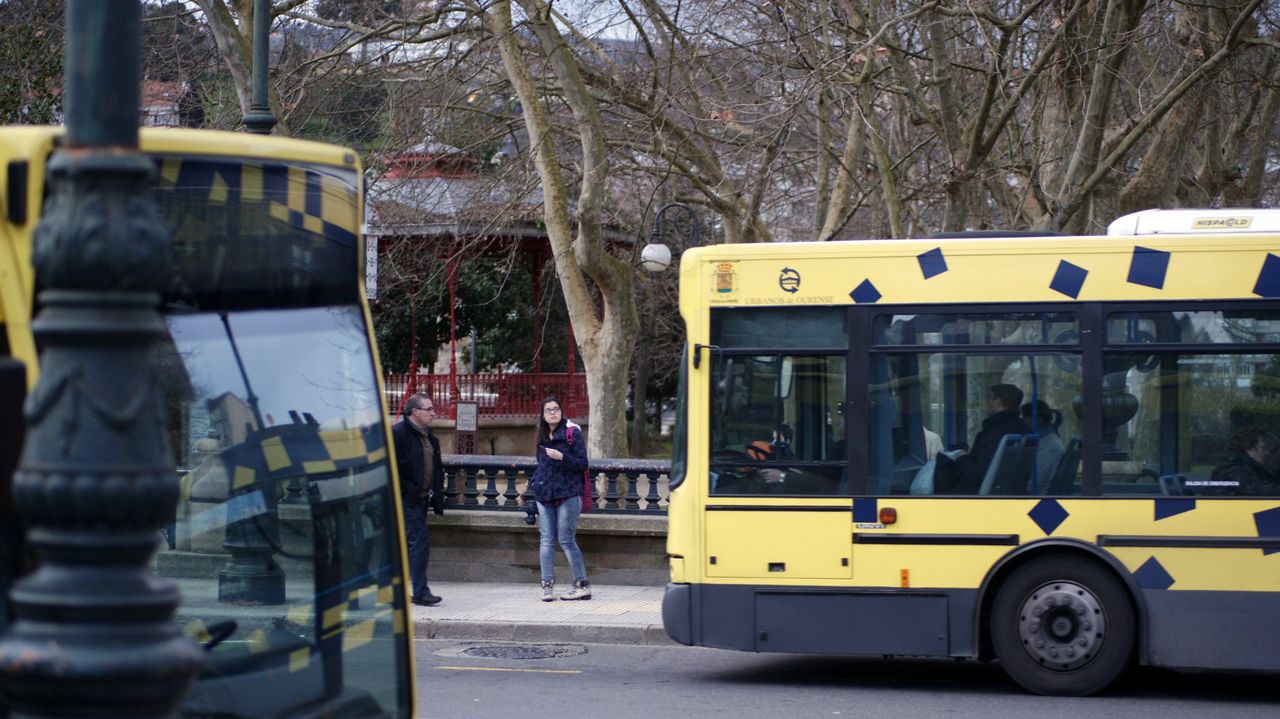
[708,352,846,496]
[1111,341,1280,497]
[871,350,1081,496]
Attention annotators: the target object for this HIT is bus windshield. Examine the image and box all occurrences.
[154,155,361,311]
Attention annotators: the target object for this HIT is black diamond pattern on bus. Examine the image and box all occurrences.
[1134,556,1175,590]
[1028,498,1068,535]
[1255,506,1280,556]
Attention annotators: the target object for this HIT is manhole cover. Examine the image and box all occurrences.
[449,643,589,660]
[464,645,555,660]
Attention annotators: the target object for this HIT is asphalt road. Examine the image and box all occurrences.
[414,638,1280,719]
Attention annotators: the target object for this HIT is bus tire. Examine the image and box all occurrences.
[990,556,1134,696]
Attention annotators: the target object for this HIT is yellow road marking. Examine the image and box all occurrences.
[434,665,581,675]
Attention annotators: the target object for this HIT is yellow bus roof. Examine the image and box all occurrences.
[1109,208,1280,235]
[680,233,1280,306]
[0,126,362,388]
[0,125,359,169]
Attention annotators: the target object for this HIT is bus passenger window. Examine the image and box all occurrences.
[871,350,1082,496]
[1106,348,1280,496]
[708,353,847,496]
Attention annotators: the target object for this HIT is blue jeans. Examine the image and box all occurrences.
[537,495,588,584]
[402,504,430,599]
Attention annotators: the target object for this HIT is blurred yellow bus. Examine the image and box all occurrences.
[0,127,414,717]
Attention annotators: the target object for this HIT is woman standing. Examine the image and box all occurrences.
[529,397,591,601]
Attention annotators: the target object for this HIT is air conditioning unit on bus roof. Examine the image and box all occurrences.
[1107,208,1280,235]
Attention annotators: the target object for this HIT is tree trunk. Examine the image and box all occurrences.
[192,0,251,113]
[193,0,292,135]
[817,105,867,241]
[631,349,651,457]
[1225,56,1280,207]
[1052,0,1264,230]
[1117,86,1204,215]
[630,275,660,454]
[1052,0,1146,232]
[860,89,903,238]
[490,0,638,458]
[813,92,833,239]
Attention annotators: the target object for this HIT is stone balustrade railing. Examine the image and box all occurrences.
[440,455,671,513]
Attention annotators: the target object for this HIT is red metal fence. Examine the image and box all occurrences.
[383,372,589,419]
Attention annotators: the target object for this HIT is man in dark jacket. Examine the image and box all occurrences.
[1208,426,1280,496]
[393,394,445,606]
[940,383,1031,493]
[967,384,1032,478]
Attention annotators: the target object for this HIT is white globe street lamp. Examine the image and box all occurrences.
[641,203,698,273]
[640,242,672,272]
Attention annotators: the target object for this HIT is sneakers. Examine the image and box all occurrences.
[412,593,442,607]
[541,581,555,602]
[560,581,591,601]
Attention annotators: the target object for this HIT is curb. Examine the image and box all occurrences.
[413,618,677,646]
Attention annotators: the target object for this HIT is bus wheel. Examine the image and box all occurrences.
[990,557,1134,696]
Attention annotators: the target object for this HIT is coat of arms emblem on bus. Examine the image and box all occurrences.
[779,267,801,293]
[714,262,736,294]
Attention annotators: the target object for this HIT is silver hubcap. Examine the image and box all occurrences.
[1016,580,1106,671]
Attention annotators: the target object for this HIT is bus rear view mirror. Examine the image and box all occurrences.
[6,160,27,225]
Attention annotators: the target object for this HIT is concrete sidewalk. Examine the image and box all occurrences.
[410,581,674,646]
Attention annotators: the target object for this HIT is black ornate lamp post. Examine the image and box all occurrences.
[634,203,697,452]
[242,0,277,136]
[0,1,203,716]
[641,202,700,272]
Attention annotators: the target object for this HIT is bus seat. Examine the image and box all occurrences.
[979,434,1038,495]
[1158,473,1206,496]
[1158,474,1184,496]
[892,455,926,494]
[1045,438,1082,495]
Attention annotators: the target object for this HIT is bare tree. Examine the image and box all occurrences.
[481,0,640,457]
[166,0,1280,457]
[190,0,470,136]
[0,0,64,124]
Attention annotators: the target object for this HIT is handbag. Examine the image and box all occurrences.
[566,426,594,512]
[910,458,937,495]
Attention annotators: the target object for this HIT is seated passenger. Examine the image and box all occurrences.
[923,426,944,459]
[741,434,834,494]
[771,424,795,459]
[1208,426,1280,496]
[709,440,776,494]
[746,439,786,490]
[969,384,1032,473]
[745,439,774,462]
[1021,400,1064,493]
[937,384,1031,493]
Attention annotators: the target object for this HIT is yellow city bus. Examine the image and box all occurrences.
[0,128,415,717]
[662,215,1280,696]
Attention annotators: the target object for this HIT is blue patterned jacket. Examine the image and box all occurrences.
[530,420,589,503]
